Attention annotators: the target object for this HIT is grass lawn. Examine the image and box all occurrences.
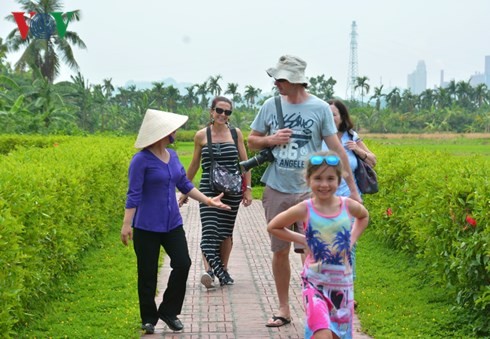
[356,232,472,338]
[16,227,141,338]
[365,133,490,156]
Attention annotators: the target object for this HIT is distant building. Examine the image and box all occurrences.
[407,60,427,94]
[469,55,490,87]
[440,70,450,88]
[470,72,486,87]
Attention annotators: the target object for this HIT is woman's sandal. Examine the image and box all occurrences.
[265,315,291,327]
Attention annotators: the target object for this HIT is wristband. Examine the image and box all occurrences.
[362,152,368,160]
[246,185,252,190]
[206,197,213,206]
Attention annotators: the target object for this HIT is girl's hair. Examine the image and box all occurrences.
[328,99,354,133]
[208,96,233,126]
[210,96,233,110]
[305,150,343,185]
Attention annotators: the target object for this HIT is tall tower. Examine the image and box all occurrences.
[485,55,490,86]
[346,21,359,100]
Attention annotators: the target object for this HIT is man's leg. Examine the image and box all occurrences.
[271,246,291,320]
[263,186,295,326]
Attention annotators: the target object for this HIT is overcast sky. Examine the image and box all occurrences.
[1,1,489,97]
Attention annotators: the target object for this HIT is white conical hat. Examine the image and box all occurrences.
[134,109,189,148]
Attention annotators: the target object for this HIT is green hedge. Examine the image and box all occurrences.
[0,135,70,155]
[0,136,135,337]
[364,145,489,335]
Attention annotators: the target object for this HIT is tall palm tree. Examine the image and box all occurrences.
[400,89,418,112]
[354,76,370,105]
[418,89,434,111]
[385,87,401,111]
[5,0,86,83]
[150,81,166,109]
[446,79,457,104]
[225,82,241,104]
[455,80,473,109]
[208,75,222,96]
[369,85,385,111]
[68,71,93,131]
[433,87,451,110]
[472,83,488,108]
[164,85,180,113]
[102,78,114,99]
[196,81,209,108]
[243,85,261,109]
[183,85,198,108]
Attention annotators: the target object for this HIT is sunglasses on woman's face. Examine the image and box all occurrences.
[214,107,232,116]
[309,155,340,166]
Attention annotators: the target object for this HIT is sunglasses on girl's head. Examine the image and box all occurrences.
[309,155,340,166]
[214,107,232,116]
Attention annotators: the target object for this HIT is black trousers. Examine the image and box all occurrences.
[133,226,191,325]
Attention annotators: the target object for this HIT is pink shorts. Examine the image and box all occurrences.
[262,186,310,252]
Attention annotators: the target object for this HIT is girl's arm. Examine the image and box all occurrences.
[346,198,369,248]
[267,202,308,247]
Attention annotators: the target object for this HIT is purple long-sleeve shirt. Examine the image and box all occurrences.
[125,148,194,233]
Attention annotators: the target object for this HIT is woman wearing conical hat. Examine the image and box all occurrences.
[120,109,230,334]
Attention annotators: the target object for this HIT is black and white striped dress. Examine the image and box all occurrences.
[199,142,242,283]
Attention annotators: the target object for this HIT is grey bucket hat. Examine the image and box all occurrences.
[266,55,309,85]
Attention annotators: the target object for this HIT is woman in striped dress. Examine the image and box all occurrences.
[179,96,252,287]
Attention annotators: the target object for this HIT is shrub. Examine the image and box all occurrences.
[365,145,489,335]
[0,136,135,337]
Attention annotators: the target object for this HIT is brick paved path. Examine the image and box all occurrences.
[143,199,371,338]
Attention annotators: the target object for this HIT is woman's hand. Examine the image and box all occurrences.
[121,223,133,246]
[178,194,189,207]
[345,140,360,152]
[209,192,231,210]
[242,189,252,207]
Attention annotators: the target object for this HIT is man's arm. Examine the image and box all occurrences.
[324,134,362,203]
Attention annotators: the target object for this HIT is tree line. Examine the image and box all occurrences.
[0,0,489,135]
[1,60,489,135]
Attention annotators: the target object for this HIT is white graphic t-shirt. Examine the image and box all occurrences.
[250,95,337,193]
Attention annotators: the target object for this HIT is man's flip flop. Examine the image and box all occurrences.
[265,315,291,327]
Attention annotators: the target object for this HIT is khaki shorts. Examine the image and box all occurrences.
[262,186,310,252]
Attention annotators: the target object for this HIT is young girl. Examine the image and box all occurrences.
[267,151,369,339]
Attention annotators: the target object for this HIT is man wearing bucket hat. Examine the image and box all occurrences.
[121,109,230,334]
[247,55,361,328]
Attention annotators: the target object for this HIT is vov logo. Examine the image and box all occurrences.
[12,11,74,40]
